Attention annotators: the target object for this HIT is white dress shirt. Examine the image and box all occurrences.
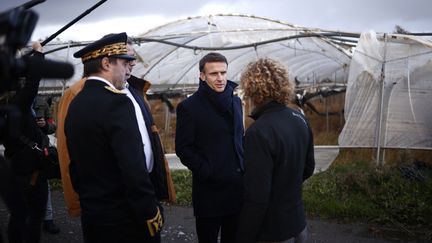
[124,86,154,172]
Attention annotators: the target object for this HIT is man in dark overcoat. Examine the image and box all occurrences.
[65,33,163,243]
[175,52,244,243]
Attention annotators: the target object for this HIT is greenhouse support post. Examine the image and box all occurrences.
[376,34,388,166]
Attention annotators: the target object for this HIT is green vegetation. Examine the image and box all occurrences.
[303,158,432,239]
[49,179,63,190]
[171,169,193,206]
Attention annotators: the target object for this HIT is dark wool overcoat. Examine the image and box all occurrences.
[175,80,244,217]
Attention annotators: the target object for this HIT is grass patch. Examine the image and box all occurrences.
[171,170,192,206]
[304,156,432,240]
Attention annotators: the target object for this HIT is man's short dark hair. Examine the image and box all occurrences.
[83,57,118,77]
[199,52,228,72]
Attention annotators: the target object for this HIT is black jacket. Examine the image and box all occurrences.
[175,80,244,217]
[3,52,49,175]
[65,79,159,226]
[236,101,315,243]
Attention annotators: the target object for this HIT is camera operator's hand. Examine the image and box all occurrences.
[36,117,46,128]
[32,41,43,53]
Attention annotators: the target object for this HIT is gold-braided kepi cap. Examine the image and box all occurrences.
[73,32,135,63]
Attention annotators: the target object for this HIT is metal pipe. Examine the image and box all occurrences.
[376,34,388,166]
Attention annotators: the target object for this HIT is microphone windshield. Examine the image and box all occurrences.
[26,56,74,79]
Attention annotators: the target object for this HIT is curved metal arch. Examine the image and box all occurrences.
[133,32,359,52]
[138,33,208,77]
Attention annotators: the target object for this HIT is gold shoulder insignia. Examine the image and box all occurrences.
[104,86,126,94]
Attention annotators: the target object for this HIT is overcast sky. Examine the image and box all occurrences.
[2,0,431,42]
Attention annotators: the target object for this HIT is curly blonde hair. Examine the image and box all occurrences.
[241,58,295,106]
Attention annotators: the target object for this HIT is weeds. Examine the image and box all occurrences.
[171,170,192,206]
[303,156,432,240]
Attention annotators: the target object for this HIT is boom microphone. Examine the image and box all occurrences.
[25,57,75,79]
[13,56,75,80]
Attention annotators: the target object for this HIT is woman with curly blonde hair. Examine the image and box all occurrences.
[241,58,295,107]
[236,58,315,243]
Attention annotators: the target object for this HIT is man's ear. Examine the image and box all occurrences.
[199,72,205,81]
[100,57,110,71]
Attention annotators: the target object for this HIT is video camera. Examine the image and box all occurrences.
[0,0,74,93]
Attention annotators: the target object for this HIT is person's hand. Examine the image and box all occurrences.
[32,41,43,53]
[36,117,46,127]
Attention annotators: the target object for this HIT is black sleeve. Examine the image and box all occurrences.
[175,102,211,180]
[12,52,45,111]
[303,126,315,181]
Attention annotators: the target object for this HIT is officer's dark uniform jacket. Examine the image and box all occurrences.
[236,101,315,243]
[65,79,159,226]
[175,80,244,217]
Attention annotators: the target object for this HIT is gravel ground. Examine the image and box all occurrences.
[0,190,420,243]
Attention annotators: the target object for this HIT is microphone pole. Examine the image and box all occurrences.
[20,0,46,10]
[26,0,107,56]
[40,0,107,46]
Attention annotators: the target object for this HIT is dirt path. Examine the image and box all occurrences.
[1,190,412,243]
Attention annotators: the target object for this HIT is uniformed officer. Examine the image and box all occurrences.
[64,32,163,243]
